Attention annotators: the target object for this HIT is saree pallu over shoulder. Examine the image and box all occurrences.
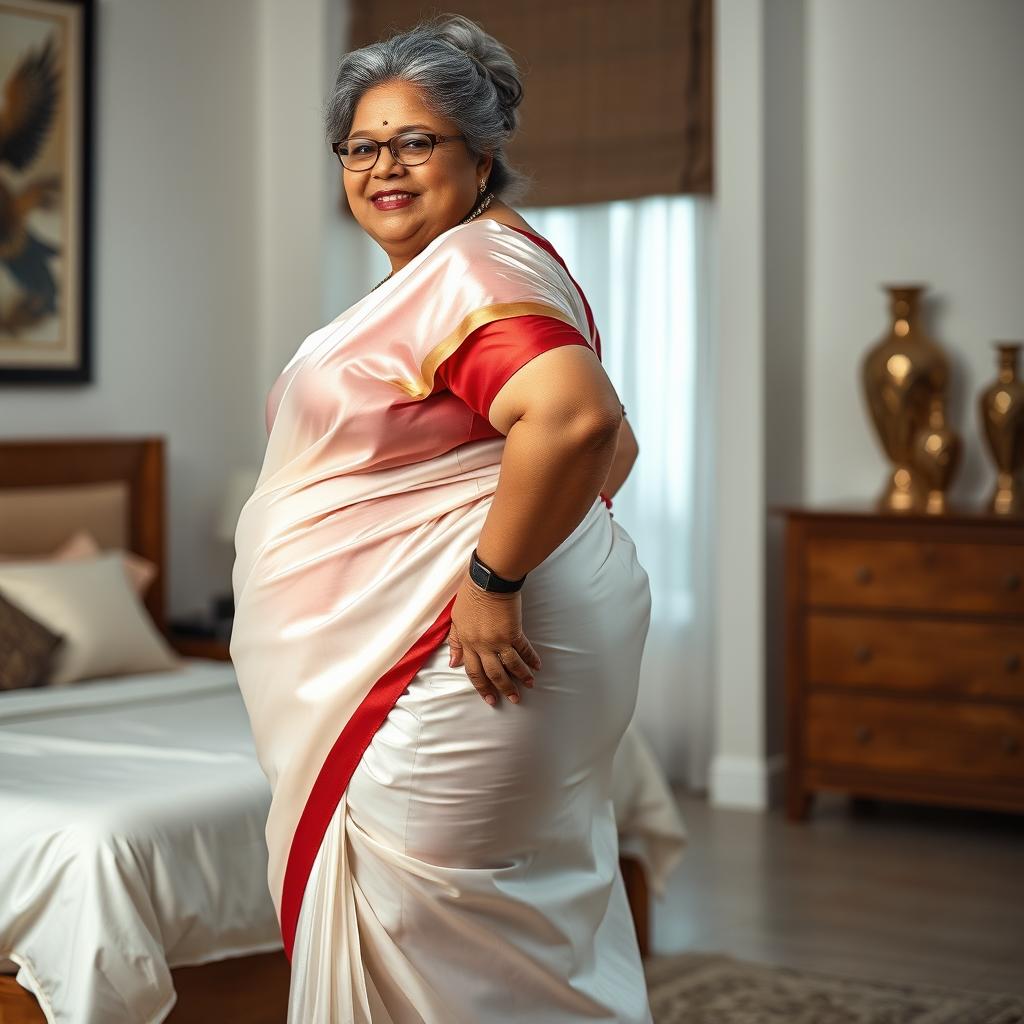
[229,219,595,958]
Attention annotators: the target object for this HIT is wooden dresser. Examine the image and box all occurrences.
[780,505,1024,820]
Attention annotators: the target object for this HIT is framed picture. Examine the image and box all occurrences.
[0,0,93,383]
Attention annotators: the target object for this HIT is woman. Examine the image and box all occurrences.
[230,13,653,1023]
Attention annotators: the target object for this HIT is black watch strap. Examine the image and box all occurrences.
[469,548,526,593]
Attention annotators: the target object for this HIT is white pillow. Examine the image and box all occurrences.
[0,530,158,598]
[0,552,182,685]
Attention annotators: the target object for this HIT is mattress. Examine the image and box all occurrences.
[0,660,281,1024]
[0,659,686,1024]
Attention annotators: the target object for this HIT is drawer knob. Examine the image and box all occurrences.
[1002,736,1021,755]
[855,566,874,585]
[854,645,874,664]
[1005,573,1022,592]
[855,726,873,745]
[1005,653,1021,674]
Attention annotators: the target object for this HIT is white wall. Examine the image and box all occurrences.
[0,0,261,617]
[710,0,773,808]
[257,0,339,399]
[805,0,1024,505]
[323,0,395,325]
[710,0,1024,810]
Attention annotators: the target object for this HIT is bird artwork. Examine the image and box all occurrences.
[0,34,62,339]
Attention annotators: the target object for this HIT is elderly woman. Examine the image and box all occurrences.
[230,13,652,1023]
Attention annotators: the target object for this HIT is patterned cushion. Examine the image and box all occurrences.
[0,590,65,691]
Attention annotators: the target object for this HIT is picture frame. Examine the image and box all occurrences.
[0,0,94,383]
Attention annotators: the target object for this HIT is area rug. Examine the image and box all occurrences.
[644,952,1024,1024]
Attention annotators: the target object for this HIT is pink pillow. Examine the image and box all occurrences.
[0,531,157,598]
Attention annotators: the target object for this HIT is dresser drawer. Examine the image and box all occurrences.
[807,613,1024,701]
[806,692,1024,784]
[805,538,1024,614]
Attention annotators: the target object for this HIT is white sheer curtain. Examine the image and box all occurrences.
[519,196,716,791]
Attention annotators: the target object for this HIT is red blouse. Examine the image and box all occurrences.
[434,225,617,511]
[435,227,601,417]
[435,313,590,422]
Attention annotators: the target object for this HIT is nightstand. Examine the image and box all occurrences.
[168,615,233,662]
[169,633,232,661]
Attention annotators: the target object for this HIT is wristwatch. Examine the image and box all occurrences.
[469,548,527,593]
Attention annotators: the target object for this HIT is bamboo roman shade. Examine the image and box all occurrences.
[346,0,713,207]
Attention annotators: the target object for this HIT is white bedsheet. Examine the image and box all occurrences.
[0,660,685,1024]
[0,661,281,1024]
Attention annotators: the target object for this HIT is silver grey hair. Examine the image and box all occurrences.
[324,13,532,204]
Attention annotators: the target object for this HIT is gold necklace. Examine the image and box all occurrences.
[461,190,494,224]
[370,191,495,294]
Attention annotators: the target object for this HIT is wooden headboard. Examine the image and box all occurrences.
[0,437,167,634]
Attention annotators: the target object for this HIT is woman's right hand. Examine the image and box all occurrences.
[446,569,543,706]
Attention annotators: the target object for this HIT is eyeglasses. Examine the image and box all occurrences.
[331,131,467,171]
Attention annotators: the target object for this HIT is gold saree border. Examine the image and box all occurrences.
[388,301,579,400]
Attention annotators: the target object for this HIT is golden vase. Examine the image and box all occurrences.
[861,285,949,512]
[978,342,1024,516]
[911,393,961,514]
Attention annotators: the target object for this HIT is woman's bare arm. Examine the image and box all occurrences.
[601,415,639,498]
[473,344,623,581]
[445,342,622,707]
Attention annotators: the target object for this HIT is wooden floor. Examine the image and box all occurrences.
[653,788,1024,996]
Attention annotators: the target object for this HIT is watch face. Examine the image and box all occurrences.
[469,558,491,590]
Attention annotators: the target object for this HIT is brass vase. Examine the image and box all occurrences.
[911,393,961,514]
[861,284,949,511]
[978,342,1024,515]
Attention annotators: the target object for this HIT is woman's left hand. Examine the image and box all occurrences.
[446,570,542,707]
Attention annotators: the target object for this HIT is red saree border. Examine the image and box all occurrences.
[279,594,458,959]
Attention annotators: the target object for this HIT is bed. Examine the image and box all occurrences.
[0,437,686,1024]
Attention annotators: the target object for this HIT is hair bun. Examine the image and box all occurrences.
[427,14,524,132]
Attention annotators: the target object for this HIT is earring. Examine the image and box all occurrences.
[479,180,487,193]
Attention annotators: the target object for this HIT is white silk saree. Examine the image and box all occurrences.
[230,218,654,1022]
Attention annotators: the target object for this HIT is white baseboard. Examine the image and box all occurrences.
[709,753,786,810]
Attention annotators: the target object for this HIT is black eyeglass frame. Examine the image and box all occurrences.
[331,131,468,171]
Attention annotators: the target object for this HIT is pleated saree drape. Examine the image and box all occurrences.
[229,219,601,959]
